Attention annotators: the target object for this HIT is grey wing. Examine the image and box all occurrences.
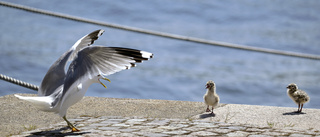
[38,50,72,96]
[56,46,153,106]
[38,29,105,96]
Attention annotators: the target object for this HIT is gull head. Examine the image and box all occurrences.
[206,80,215,89]
[96,74,111,89]
[287,83,297,91]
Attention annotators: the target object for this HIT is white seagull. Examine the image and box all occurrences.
[15,29,153,132]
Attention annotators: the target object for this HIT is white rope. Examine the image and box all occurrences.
[1,1,320,60]
[0,74,38,91]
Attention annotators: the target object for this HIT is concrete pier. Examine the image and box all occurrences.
[1,94,319,136]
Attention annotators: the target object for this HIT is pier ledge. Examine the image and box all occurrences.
[1,94,319,136]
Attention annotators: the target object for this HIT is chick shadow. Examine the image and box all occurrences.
[199,113,216,119]
[26,126,90,137]
[283,111,306,115]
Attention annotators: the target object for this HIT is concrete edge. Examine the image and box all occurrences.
[1,94,319,136]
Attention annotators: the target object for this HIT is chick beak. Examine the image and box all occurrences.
[205,84,209,89]
[99,77,111,89]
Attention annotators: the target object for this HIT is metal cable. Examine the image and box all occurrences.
[0,74,38,91]
[1,1,320,60]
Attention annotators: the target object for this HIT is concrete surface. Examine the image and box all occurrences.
[1,94,319,136]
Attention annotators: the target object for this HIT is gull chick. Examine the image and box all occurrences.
[203,80,219,114]
[286,83,310,112]
[14,29,153,132]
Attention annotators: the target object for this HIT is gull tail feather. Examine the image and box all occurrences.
[14,94,54,112]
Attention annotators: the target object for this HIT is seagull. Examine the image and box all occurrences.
[14,29,153,132]
[286,83,310,113]
[203,80,219,115]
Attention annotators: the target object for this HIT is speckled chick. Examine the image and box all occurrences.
[203,80,220,114]
[287,83,310,112]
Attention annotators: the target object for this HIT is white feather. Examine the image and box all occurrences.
[14,94,54,112]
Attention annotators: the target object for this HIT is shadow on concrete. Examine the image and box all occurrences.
[26,127,90,137]
[283,111,306,115]
[199,113,216,119]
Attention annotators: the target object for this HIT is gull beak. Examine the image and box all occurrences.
[99,77,111,89]
[205,84,209,89]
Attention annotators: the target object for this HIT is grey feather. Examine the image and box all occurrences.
[38,30,104,97]
[60,46,153,100]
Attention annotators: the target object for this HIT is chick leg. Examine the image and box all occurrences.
[210,106,214,115]
[300,104,304,112]
[206,106,211,112]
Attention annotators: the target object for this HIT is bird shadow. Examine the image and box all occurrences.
[199,113,216,119]
[283,111,306,115]
[26,126,90,137]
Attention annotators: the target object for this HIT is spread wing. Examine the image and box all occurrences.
[38,29,105,96]
[56,46,153,106]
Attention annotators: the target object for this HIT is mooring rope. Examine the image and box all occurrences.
[1,1,320,60]
[0,74,38,91]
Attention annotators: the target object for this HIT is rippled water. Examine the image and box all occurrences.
[0,0,319,109]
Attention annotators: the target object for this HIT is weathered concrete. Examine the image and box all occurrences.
[0,94,204,136]
[12,116,320,136]
[193,103,320,130]
[1,94,319,136]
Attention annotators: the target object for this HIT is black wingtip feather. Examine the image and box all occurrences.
[111,47,153,62]
[87,29,104,45]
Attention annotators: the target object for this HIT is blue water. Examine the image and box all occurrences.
[0,0,319,109]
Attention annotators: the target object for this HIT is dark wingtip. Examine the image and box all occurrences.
[88,29,105,45]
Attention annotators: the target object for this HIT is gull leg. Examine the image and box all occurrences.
[206,106,211,112]
[99,76,111,89]
[297,104,301,112]
[103,77,111,83]
[63,116,80,132]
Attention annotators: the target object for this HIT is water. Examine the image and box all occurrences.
[0,0,319,109]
